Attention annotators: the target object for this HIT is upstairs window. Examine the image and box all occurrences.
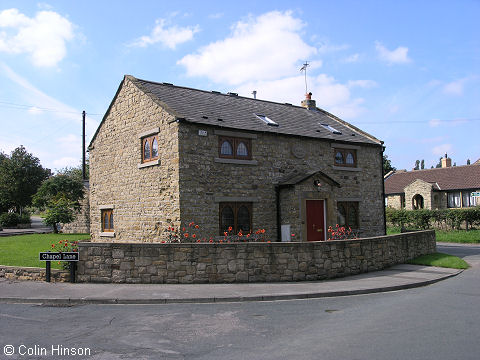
[142,135,159,163]
[101,209,114,232]
[219,136,251,160]
[334,148,357,167]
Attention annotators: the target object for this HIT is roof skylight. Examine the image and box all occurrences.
[320,123,342,135]
[255,113,278,127]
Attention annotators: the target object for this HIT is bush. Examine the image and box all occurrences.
[385,206,480,230]
[0,212,21,227]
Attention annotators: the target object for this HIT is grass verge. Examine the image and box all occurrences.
[0,233,90,270]
[407,252,469,269]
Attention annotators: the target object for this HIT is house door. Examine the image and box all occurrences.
[306,200,325,241]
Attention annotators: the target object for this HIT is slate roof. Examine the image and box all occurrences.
[122,76,382,146]
[384,164,480,194]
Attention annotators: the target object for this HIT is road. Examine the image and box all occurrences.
[0,244,479,360]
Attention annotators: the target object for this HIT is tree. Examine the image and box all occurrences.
[435,157,442,168]
[421,159,425,170]
[383,154,396,174]
[33,174,84,233]
[467,159,471,165]
[0,146,50,215]
[414,160,420,170]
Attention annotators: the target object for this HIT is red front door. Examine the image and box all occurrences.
[306,200,325,241]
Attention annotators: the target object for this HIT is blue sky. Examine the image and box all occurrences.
[0,0,478,172]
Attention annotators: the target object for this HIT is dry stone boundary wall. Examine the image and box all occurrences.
[77,231,436,284]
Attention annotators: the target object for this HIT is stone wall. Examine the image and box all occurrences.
[405,179,434,210]
[61,185,90,234]
[76,231,436,283]
[0,265,69,282]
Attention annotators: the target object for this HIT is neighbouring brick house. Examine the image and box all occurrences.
[384,155,480,210]
[88,75,386,243]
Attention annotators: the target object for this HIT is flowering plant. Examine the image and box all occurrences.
[327,224,358,240]
[163,222,274,243]
[48,239,79,269]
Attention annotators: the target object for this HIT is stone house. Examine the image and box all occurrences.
[88,75,386,243]
[384,156,480,210]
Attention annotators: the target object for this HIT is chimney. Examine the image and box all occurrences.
[441,153,452,168]
[301,92,316,110]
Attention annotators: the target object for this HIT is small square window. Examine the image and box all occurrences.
[142,135,159,163]
[101,209,114,232]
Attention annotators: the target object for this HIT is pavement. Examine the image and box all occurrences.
[0,215,52,237]
[0,264,462,305]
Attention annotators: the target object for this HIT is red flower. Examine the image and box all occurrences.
[195,225,199,229]
[182,227,186,231]
[209,239,213,243]
[184,233,189,238]
[192,234,196,238]
[291,233,295,237]
[228,226,233,231]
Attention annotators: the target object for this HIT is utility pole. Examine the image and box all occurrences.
[82,110,86,181]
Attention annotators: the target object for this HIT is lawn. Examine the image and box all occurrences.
[387,227,480,244]
[408,252,469,269]
[0,233,90,269]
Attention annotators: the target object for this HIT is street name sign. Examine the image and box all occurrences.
[39,252,79,261]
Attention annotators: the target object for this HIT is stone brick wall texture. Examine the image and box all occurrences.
[76,231,436,283]
[61,187,90,234]
[0,265,69,282]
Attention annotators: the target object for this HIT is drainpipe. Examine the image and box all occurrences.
[275,185,281,242]
[381,143,387,235]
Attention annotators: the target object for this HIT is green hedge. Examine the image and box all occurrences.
[0,212,31,227]
[386,207,480,230]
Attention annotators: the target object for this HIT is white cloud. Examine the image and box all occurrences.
[209,13,224,19]
[0,8,74,67]
[178,11,317,85]
[429,118,441,127]
[432,144,452,156]
[0,62,98,135]
[347,80,377,88]
[375,41,411,64]
[52,156,80,169]
[343,53,360,63]
[235,73,366,119]
[443,78,467,96]
[130,18,199,49]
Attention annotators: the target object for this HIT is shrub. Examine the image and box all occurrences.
[410,209,432,229]
[0,212,21,227]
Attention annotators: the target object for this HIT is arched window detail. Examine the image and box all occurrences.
[219,202,253,235]
[337,202,359,229]
[346,152,355,165]
[151,137,158,158]
[143,139,151,160]
[220,140,233,156]
[237,205,251,232]
[237,142,248,157]
[335,151,344,164]
[101,209,114,232]
[220,205,235,233]
[219,136,252,160]
[334,148,357,167]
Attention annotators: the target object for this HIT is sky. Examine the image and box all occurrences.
[0,0,479,172]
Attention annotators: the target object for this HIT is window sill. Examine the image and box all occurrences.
[214,158,258,165]
[138,159,161,169]
[100,232,115,237]
[332,166,362,172]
